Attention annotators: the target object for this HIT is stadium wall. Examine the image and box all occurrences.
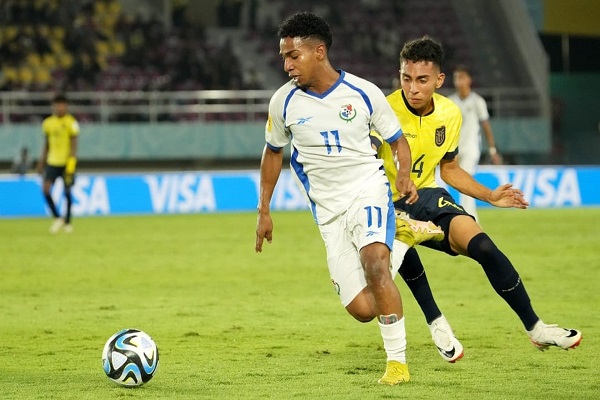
[0,122,266,161]
[0,166,598,218]
[0,118,549,163]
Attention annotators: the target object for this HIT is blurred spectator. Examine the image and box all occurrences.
[11,147,32,176]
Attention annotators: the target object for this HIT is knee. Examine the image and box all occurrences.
[362,248,391,285]
[364,263,390,287]
[467,232,498,258]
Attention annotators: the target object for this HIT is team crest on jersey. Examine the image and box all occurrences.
[339,104,356,122]
[435,126,446,146]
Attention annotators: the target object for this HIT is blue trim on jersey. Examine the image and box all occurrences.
[384,182,395,250]
[385,130,403,144]
[304,70,345,99]
[266,142,282,152]
[340,76,373,115]
[290,146,318,223]
[283,87,300,121]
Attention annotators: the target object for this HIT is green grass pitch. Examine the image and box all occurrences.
[0,208,598,399]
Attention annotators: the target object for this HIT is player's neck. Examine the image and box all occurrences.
[309,66,340,94]
[458,88,471,99]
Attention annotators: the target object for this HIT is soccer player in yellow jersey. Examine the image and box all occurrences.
[36,94,79,234]
[373,36,581,362]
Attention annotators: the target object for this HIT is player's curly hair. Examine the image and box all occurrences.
[278,11,333,51]
[400,35,444,70]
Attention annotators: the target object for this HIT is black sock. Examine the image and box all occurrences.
[44,192,60,218]
[467,233,539,330]
[65,190,72,224]
[399,248,442,324]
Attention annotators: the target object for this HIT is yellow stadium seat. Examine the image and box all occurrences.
[58,52,74,69]
[108,0,122,15]
[50,38,64,52]
[96,41,110,56]
[4,26,18,41]
[111,40,126,56]
[52,26,65,41]
[26,53,42,67]
[18,66,34,85]
[3,66,19,82]
[34,67,52,85]
[42,53,57,69]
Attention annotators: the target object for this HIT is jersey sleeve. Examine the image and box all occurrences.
[443,105,463,160]
[475,95,490,122]
[368,85,403,143]
[41,118,50,136]
[70,117,80,136]
[265,90,290,151]
[369,131,383,151]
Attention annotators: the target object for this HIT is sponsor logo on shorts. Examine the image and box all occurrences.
[438,197,463,211]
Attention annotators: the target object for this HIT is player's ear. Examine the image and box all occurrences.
[315,43,326,61]
[436,72,445,89]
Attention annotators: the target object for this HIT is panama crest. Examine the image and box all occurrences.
[435,126,446,146]
[339,104,357,122]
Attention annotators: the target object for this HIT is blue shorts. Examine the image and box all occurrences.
[44,165,74,187]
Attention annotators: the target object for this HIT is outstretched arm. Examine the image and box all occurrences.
[440,157,528,209]
[255,145,284,252]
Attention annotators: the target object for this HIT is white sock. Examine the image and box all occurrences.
[378,316,407,363]
[390,240,410,279]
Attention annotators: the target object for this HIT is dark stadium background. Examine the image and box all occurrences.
[0,0,598,171]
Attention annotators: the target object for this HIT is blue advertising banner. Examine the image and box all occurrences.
[1,166,598,218]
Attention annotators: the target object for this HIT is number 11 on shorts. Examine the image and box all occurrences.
[364,206,382,228]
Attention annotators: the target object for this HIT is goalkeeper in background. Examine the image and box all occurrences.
[36,93,79,234]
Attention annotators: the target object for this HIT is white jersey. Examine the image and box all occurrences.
[266,70,403,224]
[448,91,489,160]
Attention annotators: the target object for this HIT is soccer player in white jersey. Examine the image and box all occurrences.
[448,65,501,221]
[254,12,441,385]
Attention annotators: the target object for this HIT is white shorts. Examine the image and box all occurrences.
[318,183,395,307]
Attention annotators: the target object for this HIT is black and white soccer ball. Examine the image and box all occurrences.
[102,328,159,387]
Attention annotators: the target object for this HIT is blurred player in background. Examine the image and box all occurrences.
[255,11,442,385]
[11,146,32,176]
[36,94,79,234]
[448,65,502,221]
[373,36,581,363]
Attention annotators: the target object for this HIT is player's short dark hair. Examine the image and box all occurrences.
[454,64,472,76]
[53,93,67,103]
[278,11,333,51]
[400,36,444,70]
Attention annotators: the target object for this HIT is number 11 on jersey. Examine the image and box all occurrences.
[320,130,342,154]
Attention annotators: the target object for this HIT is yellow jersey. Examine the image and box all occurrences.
[42,114,80,166]
[374,90,462,200]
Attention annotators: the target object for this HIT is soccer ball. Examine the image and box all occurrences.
[102,328,159,387]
